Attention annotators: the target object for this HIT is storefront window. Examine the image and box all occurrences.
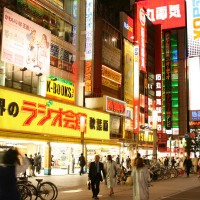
[17,0,76,45]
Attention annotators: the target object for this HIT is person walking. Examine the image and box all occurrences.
[133,153,141,166]
[78,153,86,175]
[164,156,169,168]
[171,157,176,168]
[116,155,120,165]
[104,155,118,196]
[88,155,106,199]
[126,156,131,169]
[29,154,35,177]
[184,155,192,177]
[193,155,198,174]
[132,158,150,200]
[0,148,30,200]
[71,154,75,173]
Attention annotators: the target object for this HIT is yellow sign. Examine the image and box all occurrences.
[124,40,134,107]
[0,87,110,140]
[139,133,153,142]
[102,65,121,84]
[102,77,119,90]
[46,78,75,104]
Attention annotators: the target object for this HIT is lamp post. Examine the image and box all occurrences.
[152,111,158,160]
[80,116,85,154]
[145,130,149,156]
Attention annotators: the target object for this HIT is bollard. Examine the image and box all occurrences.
[68,165,70,174]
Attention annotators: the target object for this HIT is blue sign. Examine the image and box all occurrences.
[185,133,189,138]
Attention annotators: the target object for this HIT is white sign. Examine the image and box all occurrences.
[188,57,200,110]
[186,0,200,57]
[85,0,94,60]
[1,8,51,76]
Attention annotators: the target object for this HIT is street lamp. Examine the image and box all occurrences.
[152,110,158,160]
[80,116,85,154]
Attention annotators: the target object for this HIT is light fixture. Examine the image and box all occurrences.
[36,73,43,77]
[20,67,27,71]
[51,78,57,81]
[112,37,116,42]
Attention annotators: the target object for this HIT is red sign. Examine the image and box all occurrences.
[106,97,126,116]
[85,61,92,93]
[158,133,167,152]
[134,4,146,72]
[138,0,186,30]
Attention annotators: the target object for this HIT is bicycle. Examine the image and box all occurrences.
[18,183,32,200]
[17,177,58,200]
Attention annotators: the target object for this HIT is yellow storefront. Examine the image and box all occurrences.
[0,86,120,174]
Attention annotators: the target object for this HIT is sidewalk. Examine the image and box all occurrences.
[29,173,200,200]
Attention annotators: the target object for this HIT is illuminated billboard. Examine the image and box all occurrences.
[1,8,51,76]
[120,12,134,42]
[0,87,110,140]
[189,57,200,121]
[186,0,200,57]
[138,0,185,30]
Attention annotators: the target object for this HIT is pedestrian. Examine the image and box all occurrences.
[133,153,141,166]
[88,155,106,199]
[51,155,55,167]
[164,156,169,168]
[34,152,41,175]
[102,155,107,164]
[183,155,192,177]
[0,148,30,200]
[171,157,176,168]
[126,156,131,169]
[72,154,75,173]
[37,152,42,174]
[132,158,150,200]
[78,153,86,175]
[29,154,35,177]
[23,153,29,177]
[193,155,198,173]
[104,155,118,196]
[116,155,120,165]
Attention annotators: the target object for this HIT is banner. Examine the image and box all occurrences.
[1,8,51,76]
[0,87,110,140]
[124,39,134,106]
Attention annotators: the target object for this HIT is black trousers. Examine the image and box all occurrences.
[80,165,84,175]
[91,179,100,197]
[186,167,190,176]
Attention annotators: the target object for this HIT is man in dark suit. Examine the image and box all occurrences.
[89,155,106,199]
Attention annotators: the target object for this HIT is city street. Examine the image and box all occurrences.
[29,172,200,200]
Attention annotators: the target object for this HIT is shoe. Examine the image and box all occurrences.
[94,197,99,200]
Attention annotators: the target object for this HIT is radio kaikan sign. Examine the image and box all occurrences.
[0,88,110,140]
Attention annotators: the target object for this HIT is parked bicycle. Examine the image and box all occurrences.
[17,177,58,200]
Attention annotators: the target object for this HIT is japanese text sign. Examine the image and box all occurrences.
[1,8,51,76]
[187,0,200,57]
[0,87,110,140]
[134,4,146,72]
[138,0,186,30]
[46,75,75,104]
[104,96,126,116]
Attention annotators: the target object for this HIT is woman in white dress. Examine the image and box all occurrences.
[132,158,150,200]
[104,155,118,196]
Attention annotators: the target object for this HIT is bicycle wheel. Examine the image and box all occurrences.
[18,183,32,200]
[47,182,58,200]
[38,182,55,200]
[26,183,37,199]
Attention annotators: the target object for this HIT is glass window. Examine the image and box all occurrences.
[102,31,120,49]
[17,0,76,45]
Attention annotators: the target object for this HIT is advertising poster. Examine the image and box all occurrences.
[124,39,134,107]
[1,8,51,76]
[186,0,200,57]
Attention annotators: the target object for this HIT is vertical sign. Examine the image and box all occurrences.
[145,72,148,123]
[124,39,134,107]
[165,32,172,130]
[134,4,146,72]
[134,46,140,133]
[85,0,94,95]
[186,0,200,57]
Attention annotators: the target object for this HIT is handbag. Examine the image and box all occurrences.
[87,181,91,190]
[126,176,133,185]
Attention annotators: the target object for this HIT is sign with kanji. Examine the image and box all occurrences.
[0,87,110,140]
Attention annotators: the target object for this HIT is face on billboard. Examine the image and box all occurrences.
[138,0,186,29]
